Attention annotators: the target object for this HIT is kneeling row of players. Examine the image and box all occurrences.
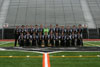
[18,32,83,47]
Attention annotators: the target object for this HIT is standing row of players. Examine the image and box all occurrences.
[15,24,83,47]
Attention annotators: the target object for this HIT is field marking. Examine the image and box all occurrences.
[50,56,99,58]
[84,42,100,46]
[0,55,99,58]
[84,41,100,42]
[43,53,50,67]
[0,56,42,58]
[0,42,12,45]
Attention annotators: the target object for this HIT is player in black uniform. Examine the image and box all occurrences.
[65,34,70,47]
[49,24,55,34]
[31,32,37,47]
[55,24,60,35]
[20,25,26,35]
[74,32,78,47]
[38,32,43,47]
[55,32,60,47]
[39,24,44,35]
[77,24,83,35]
[60,32,66,47]
[29,25,34,35]
[49,31,54,47]
[24,32,31,47]
[44,32,49,47]
[72,25,78,34]
[65,25,71,35]
[77,32,83,47]
[71,32,75,47]
[24,25,30,35]
[60,25,65,35]
[14,26,20,47]
[18,33,24,47]
[34,25,39,35]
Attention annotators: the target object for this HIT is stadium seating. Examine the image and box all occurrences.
[0,0,100,39]
[2,0,99,28]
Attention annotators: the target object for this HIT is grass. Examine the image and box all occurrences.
[0,41,100,67]
[0,51,42,67]
[50,52,100,67]
[0,51,100,67]
[84,41,100,47]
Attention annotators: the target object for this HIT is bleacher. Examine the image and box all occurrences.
[0,0,100,39]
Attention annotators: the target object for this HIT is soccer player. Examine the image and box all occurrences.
[77,32,83,47]
[24,32,31,46]
[18,33,24,47]
[38,32,44,47]
[31,32,37,47]
[72,25,78,34]
[49,31,55,47]
[29,25,34,35]
[55,24,60,35]
[49,24,55,34]
[65,25,71,35]
[65,34,70,47]
[60,32,66,47]
[14,26,20,47]
[55,32,60,47]
[77,24,83,35]
[20,25,26,35]
[74,32,78,47]
[39,24,44,35]
[43,24,49,35]
[34,25,39,35]
[71,32,75,47]
[44,32,49,47]
[60,25,65,35]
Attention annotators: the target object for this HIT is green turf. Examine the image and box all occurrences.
[84,41,100,47]
[0,51,42,67]
[50,52,100,67]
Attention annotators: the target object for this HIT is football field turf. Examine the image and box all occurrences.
[0,41,100,67]
[50,52,100,67]
[0,51,42,67]
[0,51,100,67]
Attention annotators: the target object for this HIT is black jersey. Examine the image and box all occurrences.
[72,28,78,34]
[15,28,20,37]
[34,28,39,35]
[20,28,26,35]
[29,28,34,35]
[54,28,60,33]
[77,28,83,34]
[38,28,44,35]
[49,28,55,33]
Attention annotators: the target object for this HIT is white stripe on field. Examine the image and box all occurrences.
[45,53,48,67]
[0,42,11,45]
[85,42,100,46]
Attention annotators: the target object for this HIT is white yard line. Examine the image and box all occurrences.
[0,42,12,45]
[85,42,100,46]
[84,41,100,42]
[49,51,100,54]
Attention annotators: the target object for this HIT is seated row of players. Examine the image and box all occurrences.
[15,24,83,47]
